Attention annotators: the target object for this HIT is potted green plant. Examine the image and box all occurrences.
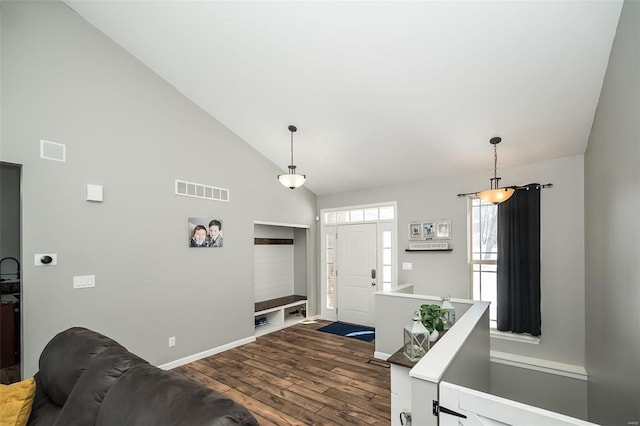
[419,304,445,341]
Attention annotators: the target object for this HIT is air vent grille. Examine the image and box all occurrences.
[40,140,66,162]
[175,179,229,202]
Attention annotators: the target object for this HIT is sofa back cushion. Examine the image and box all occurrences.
[53,346,148,426]
[96,364,258,426]
[37,327,126,407]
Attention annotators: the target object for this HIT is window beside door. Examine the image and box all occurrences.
[382,230,392,291]
[326,233,335,309]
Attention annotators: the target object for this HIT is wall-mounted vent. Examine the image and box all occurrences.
[40,140,66,162]
[175,179,229,202]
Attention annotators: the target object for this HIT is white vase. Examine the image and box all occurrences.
[428,329,439,342]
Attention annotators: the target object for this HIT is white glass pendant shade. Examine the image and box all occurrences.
[277,125,306,190]
[478,187,515,204]
[278,169,306,190]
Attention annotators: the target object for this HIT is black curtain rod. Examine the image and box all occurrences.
[456,183,553,198]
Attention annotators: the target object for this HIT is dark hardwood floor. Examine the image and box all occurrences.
[173,320,391,425]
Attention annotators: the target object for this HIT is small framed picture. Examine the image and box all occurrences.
[422,222,434,240]
[188,217,224,248]
[434,220,451,240]
[409,223,422,240]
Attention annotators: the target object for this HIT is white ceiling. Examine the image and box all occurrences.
[65,1,623,195]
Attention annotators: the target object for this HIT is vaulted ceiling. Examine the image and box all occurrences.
[65,1,623,195]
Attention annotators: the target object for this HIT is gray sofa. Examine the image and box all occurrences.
[28,327,258,426]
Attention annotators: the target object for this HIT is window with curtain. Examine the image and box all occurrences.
[470,198,499,328]
[469,184,542,335]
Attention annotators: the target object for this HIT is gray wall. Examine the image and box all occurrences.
[585,1,640,424]
[1,1,317,376]
[490,364,588,420]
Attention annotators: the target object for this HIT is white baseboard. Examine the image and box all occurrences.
[490,350,588,381]
[374,351,392,360]
[157,335,256,370]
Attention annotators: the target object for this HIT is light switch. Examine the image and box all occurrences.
[402,262,413,270]
[86,184,103,202]
[73,275,95,289]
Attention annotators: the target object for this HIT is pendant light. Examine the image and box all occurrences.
[277,125,306,190]
[477,137,515,204]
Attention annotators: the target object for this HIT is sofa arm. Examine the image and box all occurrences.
[54,346,148,425]
[96,364,258,426]
[36,327,126,408]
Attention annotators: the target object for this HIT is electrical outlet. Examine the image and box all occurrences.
[168,336,176,347]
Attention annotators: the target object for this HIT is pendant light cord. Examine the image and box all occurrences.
[493,143,498,180]
[290,130,294,166]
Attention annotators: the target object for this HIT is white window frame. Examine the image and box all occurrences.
[468,196,498,329]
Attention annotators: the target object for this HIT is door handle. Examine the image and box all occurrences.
[371,282,377,286]
[371,269,376,279]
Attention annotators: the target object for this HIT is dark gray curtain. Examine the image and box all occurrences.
[497,183,541,336]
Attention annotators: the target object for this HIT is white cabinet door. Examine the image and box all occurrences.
[439,382,599,426]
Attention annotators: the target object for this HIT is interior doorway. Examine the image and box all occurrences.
[0,162,22,384]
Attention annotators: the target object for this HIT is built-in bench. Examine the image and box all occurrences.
[254,295,308,337]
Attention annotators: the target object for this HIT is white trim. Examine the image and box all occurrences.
[410,300,491,383]
[441,381,599,425]
[157,336,255,370]
[490,329,541,344]
[321,200,398,214]
[374,350,392,361]
[490,350,588,381]
[389,283,414,294]
[253,220,310,229]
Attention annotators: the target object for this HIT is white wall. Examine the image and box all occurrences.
[584,1,640,424]
[1,1,317,376]
[254,225,294,302]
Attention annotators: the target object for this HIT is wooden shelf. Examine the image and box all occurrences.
[405,248,453,252]
[255,295,307,312]
[254,238,294,245]
[254,295,307,337]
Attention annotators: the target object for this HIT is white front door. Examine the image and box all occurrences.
[439,382,598,426]
[337,223,377,326]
